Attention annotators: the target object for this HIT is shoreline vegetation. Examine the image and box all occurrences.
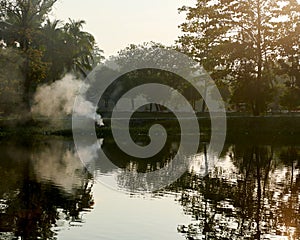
[1,1,300,136]
[1,113,300,144]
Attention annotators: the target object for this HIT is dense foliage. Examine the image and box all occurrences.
[0,0,102,110]
[177,0,300,115]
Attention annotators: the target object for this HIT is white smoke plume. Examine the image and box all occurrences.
[31,74,103,126]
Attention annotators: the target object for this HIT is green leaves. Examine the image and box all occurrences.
[177,0,300,114]
[0,0,101,109]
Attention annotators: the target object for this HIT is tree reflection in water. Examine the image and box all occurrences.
[1,135,300,240]
[96,136,300,239]
[101,135,180,192]
[168,144,300,240]
[0,139,94,240]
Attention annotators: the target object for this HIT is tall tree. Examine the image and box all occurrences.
[0,0,57,109]
[110,42,203,111]
[177,0,290,115]
[63,19,96,78]
[39,19,102,82]
[0,0,57,50]
[0,1,101,111]
[276,0,300,111]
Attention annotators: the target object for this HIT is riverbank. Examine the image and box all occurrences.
[1,114,300,144]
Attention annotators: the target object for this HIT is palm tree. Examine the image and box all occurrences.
[39,19,65,82]
[63,19,96,78]
[0,0,57,50]
[0,0,57,111]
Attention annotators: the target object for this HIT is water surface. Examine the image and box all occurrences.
[0,136,299,239]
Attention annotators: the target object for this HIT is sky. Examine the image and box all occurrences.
[51,0,196,57]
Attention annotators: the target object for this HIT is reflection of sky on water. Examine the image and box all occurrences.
[57,184,191,240]
[65,139,300,239]
[175,145,300,240]
[1,139,300,239]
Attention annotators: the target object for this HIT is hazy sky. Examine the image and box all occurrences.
[51,0,196,57]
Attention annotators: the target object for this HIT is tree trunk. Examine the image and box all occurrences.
[255,0,263,116]
[255,147,261,240]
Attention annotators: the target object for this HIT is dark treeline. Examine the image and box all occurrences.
[0,0,300,117]
[0,0,102,114]
[177,0,300,115]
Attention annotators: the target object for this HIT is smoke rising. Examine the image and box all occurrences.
[31,74,103,125]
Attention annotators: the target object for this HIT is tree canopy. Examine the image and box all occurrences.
[177,0,300,115]
[0,0,102,111]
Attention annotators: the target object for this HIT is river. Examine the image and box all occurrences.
[0,134,299,239]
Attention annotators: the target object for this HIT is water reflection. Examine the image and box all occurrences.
[169,144,300,240]
[80,135,300,239]
[89,136,220,192]
[0,138,94,240]
[101,136,183,192]
[0,136,300,239]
